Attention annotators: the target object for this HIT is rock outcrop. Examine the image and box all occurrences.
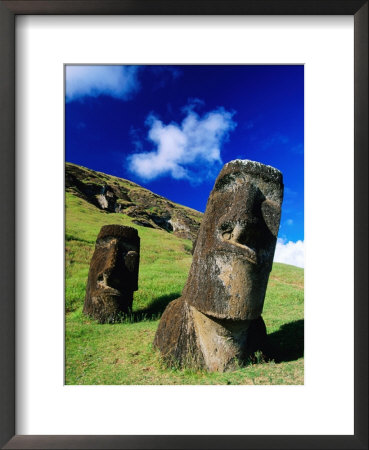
[66,162,202,241]
[83,225,140,323]
[154,159,283,371]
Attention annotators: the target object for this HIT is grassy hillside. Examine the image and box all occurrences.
[66,162,202,241]
[66,191,304,385]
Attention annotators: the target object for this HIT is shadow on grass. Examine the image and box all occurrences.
[65,233,93,245]
[130,292,180,322]
[265,319,304,363]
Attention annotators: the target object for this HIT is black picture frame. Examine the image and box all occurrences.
[0,1,367,449]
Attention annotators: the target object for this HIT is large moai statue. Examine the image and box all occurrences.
[83,225,140,323]
[154,160,283,371]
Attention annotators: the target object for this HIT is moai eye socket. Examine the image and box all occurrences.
[96,273,106,288]
[219,221,234,241]
[124,251,138,272]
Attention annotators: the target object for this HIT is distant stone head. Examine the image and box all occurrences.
[83,225,140,323]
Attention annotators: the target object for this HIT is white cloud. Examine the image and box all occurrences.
[274,238,304,268]
[128,105,236,182]
[286,219,294,226]
[181,98,205,114]
[66,65,140,102]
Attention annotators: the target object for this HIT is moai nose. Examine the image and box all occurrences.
[97,272,107,287]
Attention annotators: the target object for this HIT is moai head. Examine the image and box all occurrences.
[83,225,140,322]
[183,160,283,321]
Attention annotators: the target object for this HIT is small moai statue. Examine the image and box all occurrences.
[154,160,283,371]
[83,225,140,323]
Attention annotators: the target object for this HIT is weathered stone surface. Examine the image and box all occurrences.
[83,225,140,323]
[154,159,283,371]
[153,298,205,368]
[154,297,268,371]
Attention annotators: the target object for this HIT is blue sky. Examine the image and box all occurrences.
[65,65,304,267]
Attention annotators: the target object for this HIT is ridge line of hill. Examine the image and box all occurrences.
[65,162,203,241]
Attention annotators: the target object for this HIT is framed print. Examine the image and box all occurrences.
[0,1,367,449]
[63,63,304,384]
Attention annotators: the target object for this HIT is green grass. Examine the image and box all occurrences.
[65,192,304,385]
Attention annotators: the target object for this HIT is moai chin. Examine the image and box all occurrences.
[154,160,283,371]
[83,225,140,323]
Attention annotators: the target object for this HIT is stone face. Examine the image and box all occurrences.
[184,159,283,321]
[154,160,283,371]
[83,225,140,323]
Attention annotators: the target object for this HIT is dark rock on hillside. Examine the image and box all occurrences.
[66,162,202,241]
[132,219,156,229]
